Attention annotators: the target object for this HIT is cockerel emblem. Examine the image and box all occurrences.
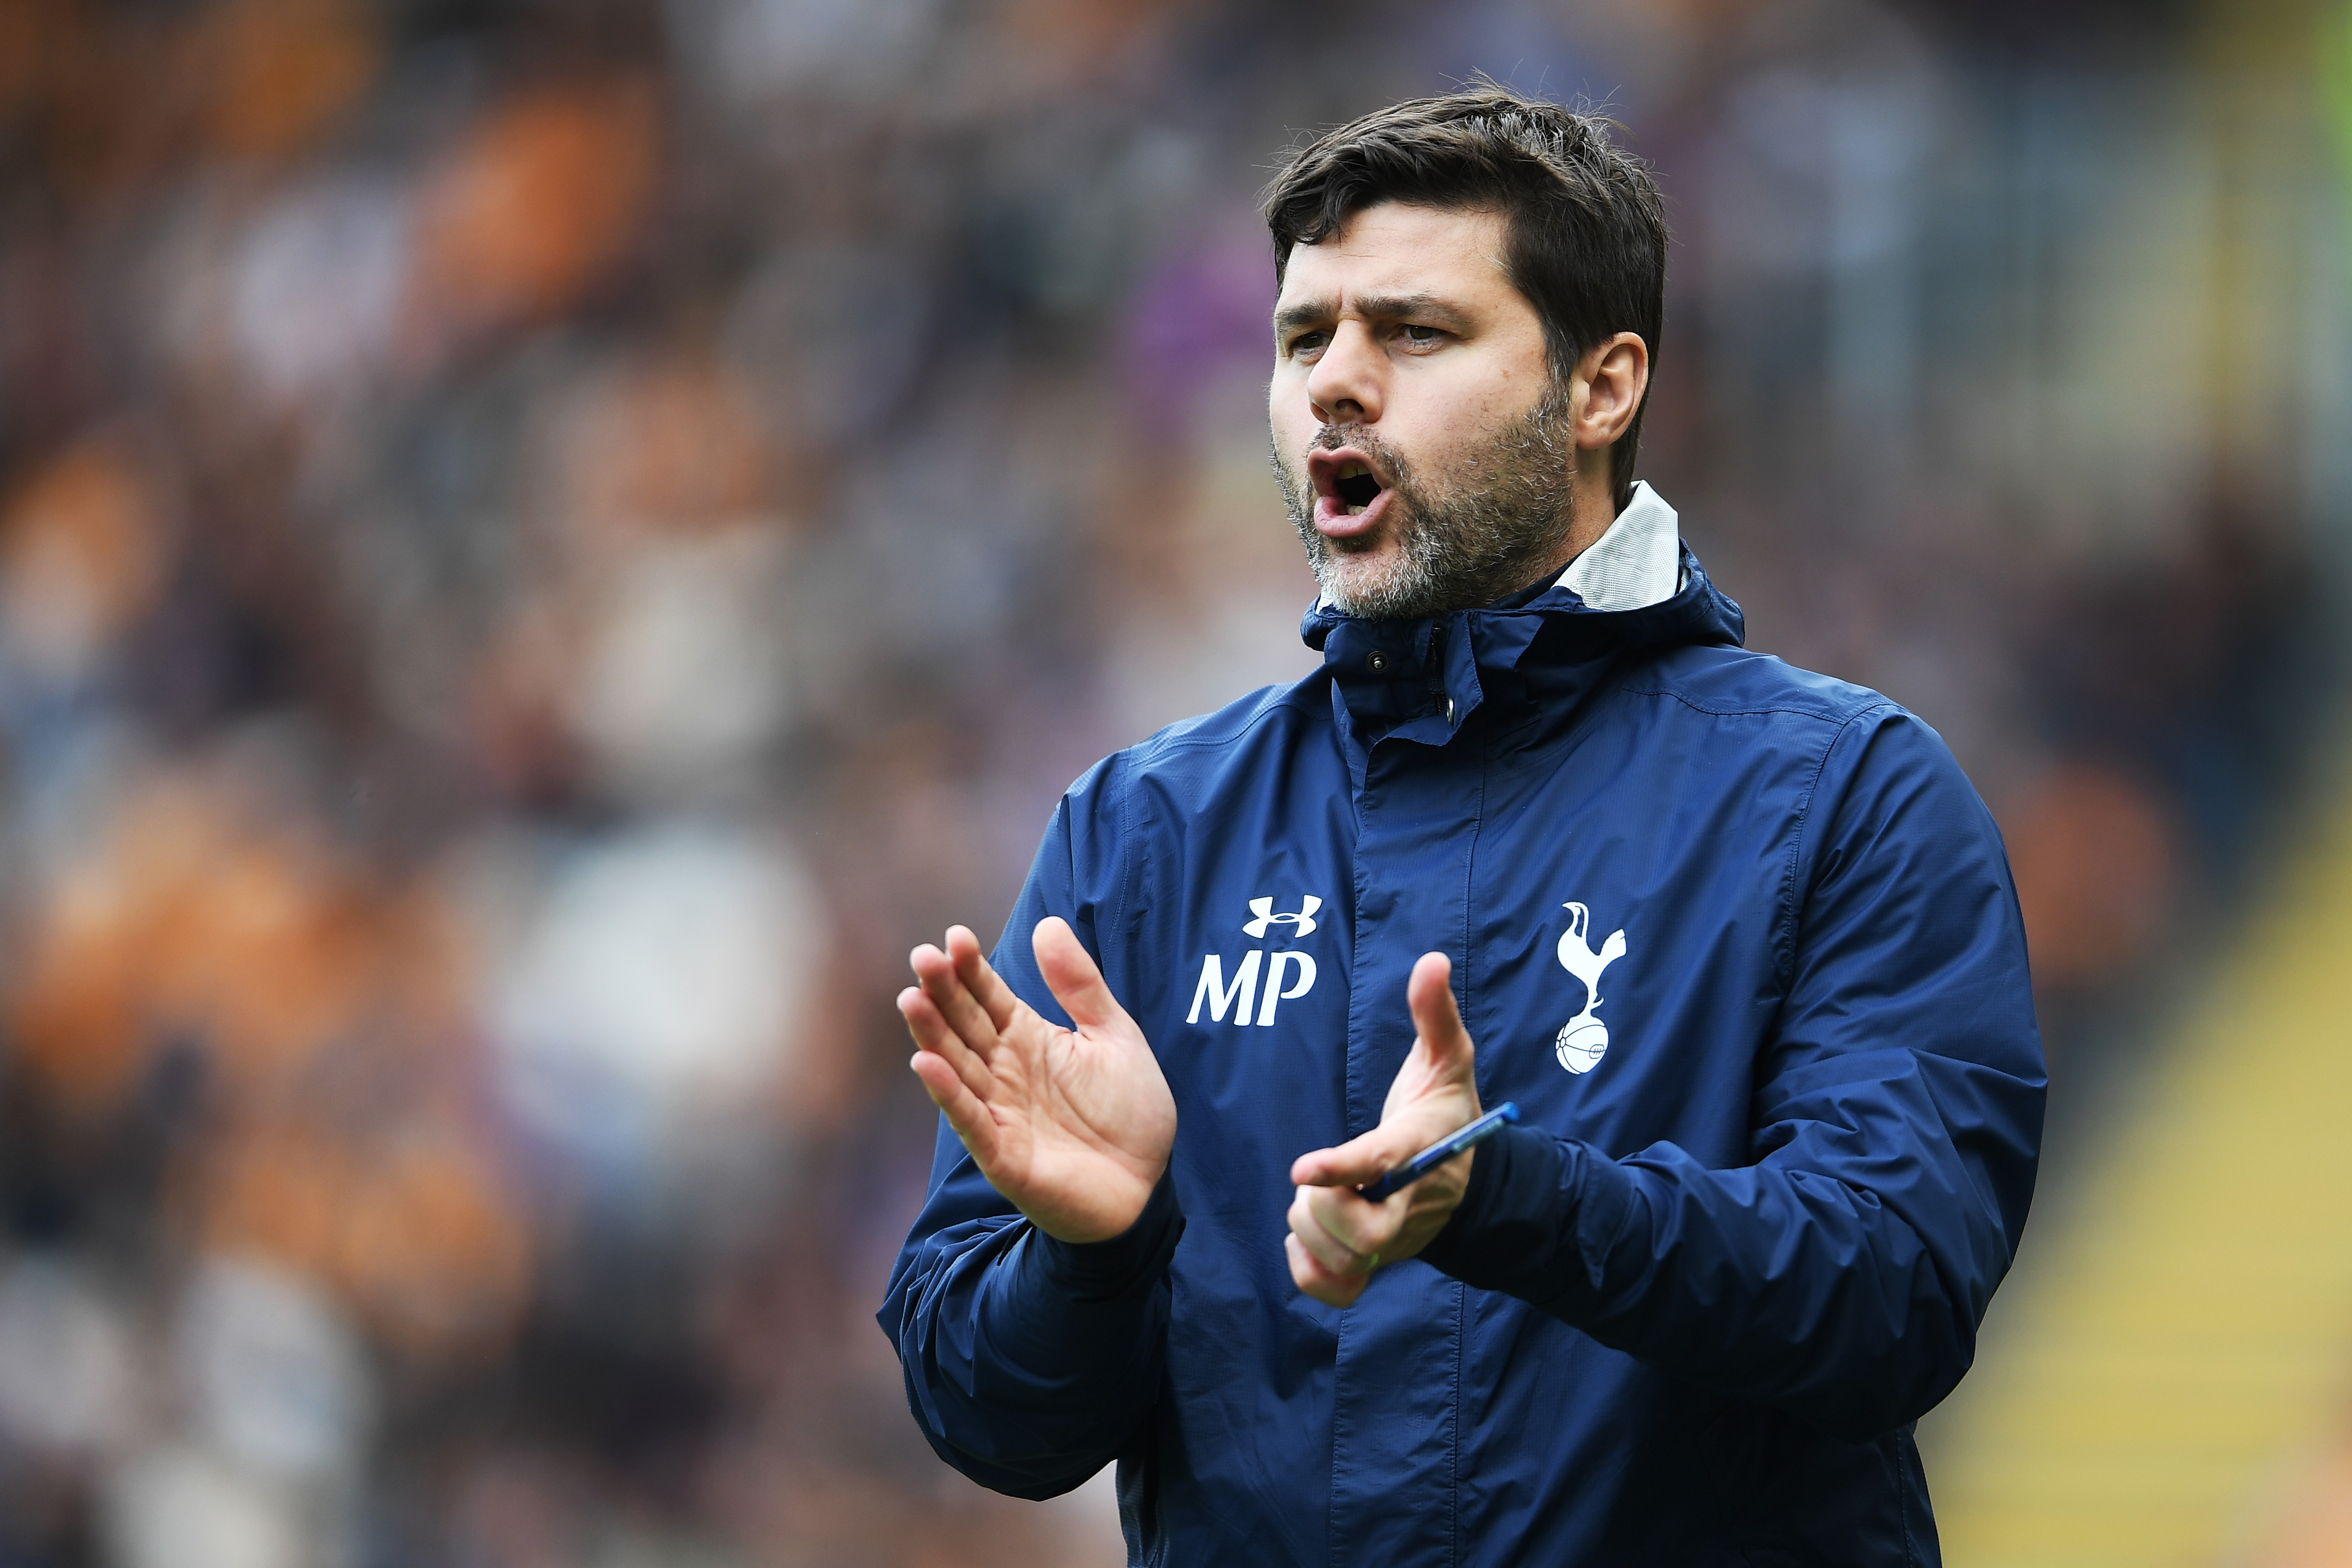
[1553,902,1627,1075]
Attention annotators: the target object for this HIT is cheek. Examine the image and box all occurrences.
[1403,371,1544,463]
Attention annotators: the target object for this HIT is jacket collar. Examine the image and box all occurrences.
[1298,496,1745,754]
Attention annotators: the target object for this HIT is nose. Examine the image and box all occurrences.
[1304,320,1384,426]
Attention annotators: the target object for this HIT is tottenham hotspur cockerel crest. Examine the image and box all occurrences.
[1554,902,1628,1074]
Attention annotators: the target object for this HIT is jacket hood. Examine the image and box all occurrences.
[1298,544,1745,750]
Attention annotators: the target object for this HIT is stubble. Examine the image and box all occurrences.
[1271,385,1581,622]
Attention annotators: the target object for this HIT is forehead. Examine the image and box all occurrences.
[1275,202,1514,311]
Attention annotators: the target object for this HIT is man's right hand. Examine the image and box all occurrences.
[899,917,1176,1244]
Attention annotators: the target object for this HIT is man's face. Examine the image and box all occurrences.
[1268,201,1580,621]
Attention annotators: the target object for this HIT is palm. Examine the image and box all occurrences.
[902,918,1176,1243]
[964,995,1173,1236]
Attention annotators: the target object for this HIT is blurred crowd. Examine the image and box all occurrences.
[0,0,2341,1564]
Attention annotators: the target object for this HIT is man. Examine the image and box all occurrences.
[881,87,2042,1565]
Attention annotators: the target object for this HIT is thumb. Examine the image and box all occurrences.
[1034,916,1130,1032]
[1407,951,1475,1081]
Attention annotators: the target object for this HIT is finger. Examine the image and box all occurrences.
[945,925,1024,1034]
[1309,1184,1396,1257]
[1407,951,1475,1080]
[1289,1122,1425,1189]
[1298,1190,1373,1279]
[1301,1182,1397,1260]
[1033,916,1132,1033]
[898,983,997,1102]
[909,1051,1002,1166]
[1287,1232,1370,1308]
[913,939,1004,1055]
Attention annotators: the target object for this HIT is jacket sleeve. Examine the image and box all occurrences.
[876,762,1181,1498]
[1420,705,2045,1440]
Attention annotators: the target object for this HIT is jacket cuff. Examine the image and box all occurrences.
[1418,1123,1636,1310]
[1024,1168,1185,1303]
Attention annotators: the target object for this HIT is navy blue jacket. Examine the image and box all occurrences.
[880,551,2044,1565]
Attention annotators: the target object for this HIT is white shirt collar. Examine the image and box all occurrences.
[1552,480,1682,612]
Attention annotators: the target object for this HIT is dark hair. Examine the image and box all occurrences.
[1262,86,1668,514]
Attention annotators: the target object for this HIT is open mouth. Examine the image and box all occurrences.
[1333,462,1382,515]
[1305,447,1391,536]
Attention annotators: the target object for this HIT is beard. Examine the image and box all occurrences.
[1271,385,1580,622]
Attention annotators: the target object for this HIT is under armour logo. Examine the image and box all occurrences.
[1243,895,1322,938]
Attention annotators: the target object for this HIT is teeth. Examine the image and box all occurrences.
[1338,461,1369,479]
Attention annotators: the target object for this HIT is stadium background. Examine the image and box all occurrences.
[0,0,2348,1563]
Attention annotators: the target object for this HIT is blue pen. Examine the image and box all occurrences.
[1355,1102,1520,1202]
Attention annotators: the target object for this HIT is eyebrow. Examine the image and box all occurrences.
[1271,292,1473,339]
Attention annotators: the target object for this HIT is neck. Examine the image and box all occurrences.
[1534,468,1620,588]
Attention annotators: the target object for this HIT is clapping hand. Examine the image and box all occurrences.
[900,918,1177,1244]
[1285,952,1484,1306]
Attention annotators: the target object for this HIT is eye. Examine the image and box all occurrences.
[1399,323,1443,346]
[1286,329,1330,358]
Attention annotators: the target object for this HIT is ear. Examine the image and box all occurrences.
[1571,332,1650,452]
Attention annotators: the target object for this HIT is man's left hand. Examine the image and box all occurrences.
[1286,951,1483,1307]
